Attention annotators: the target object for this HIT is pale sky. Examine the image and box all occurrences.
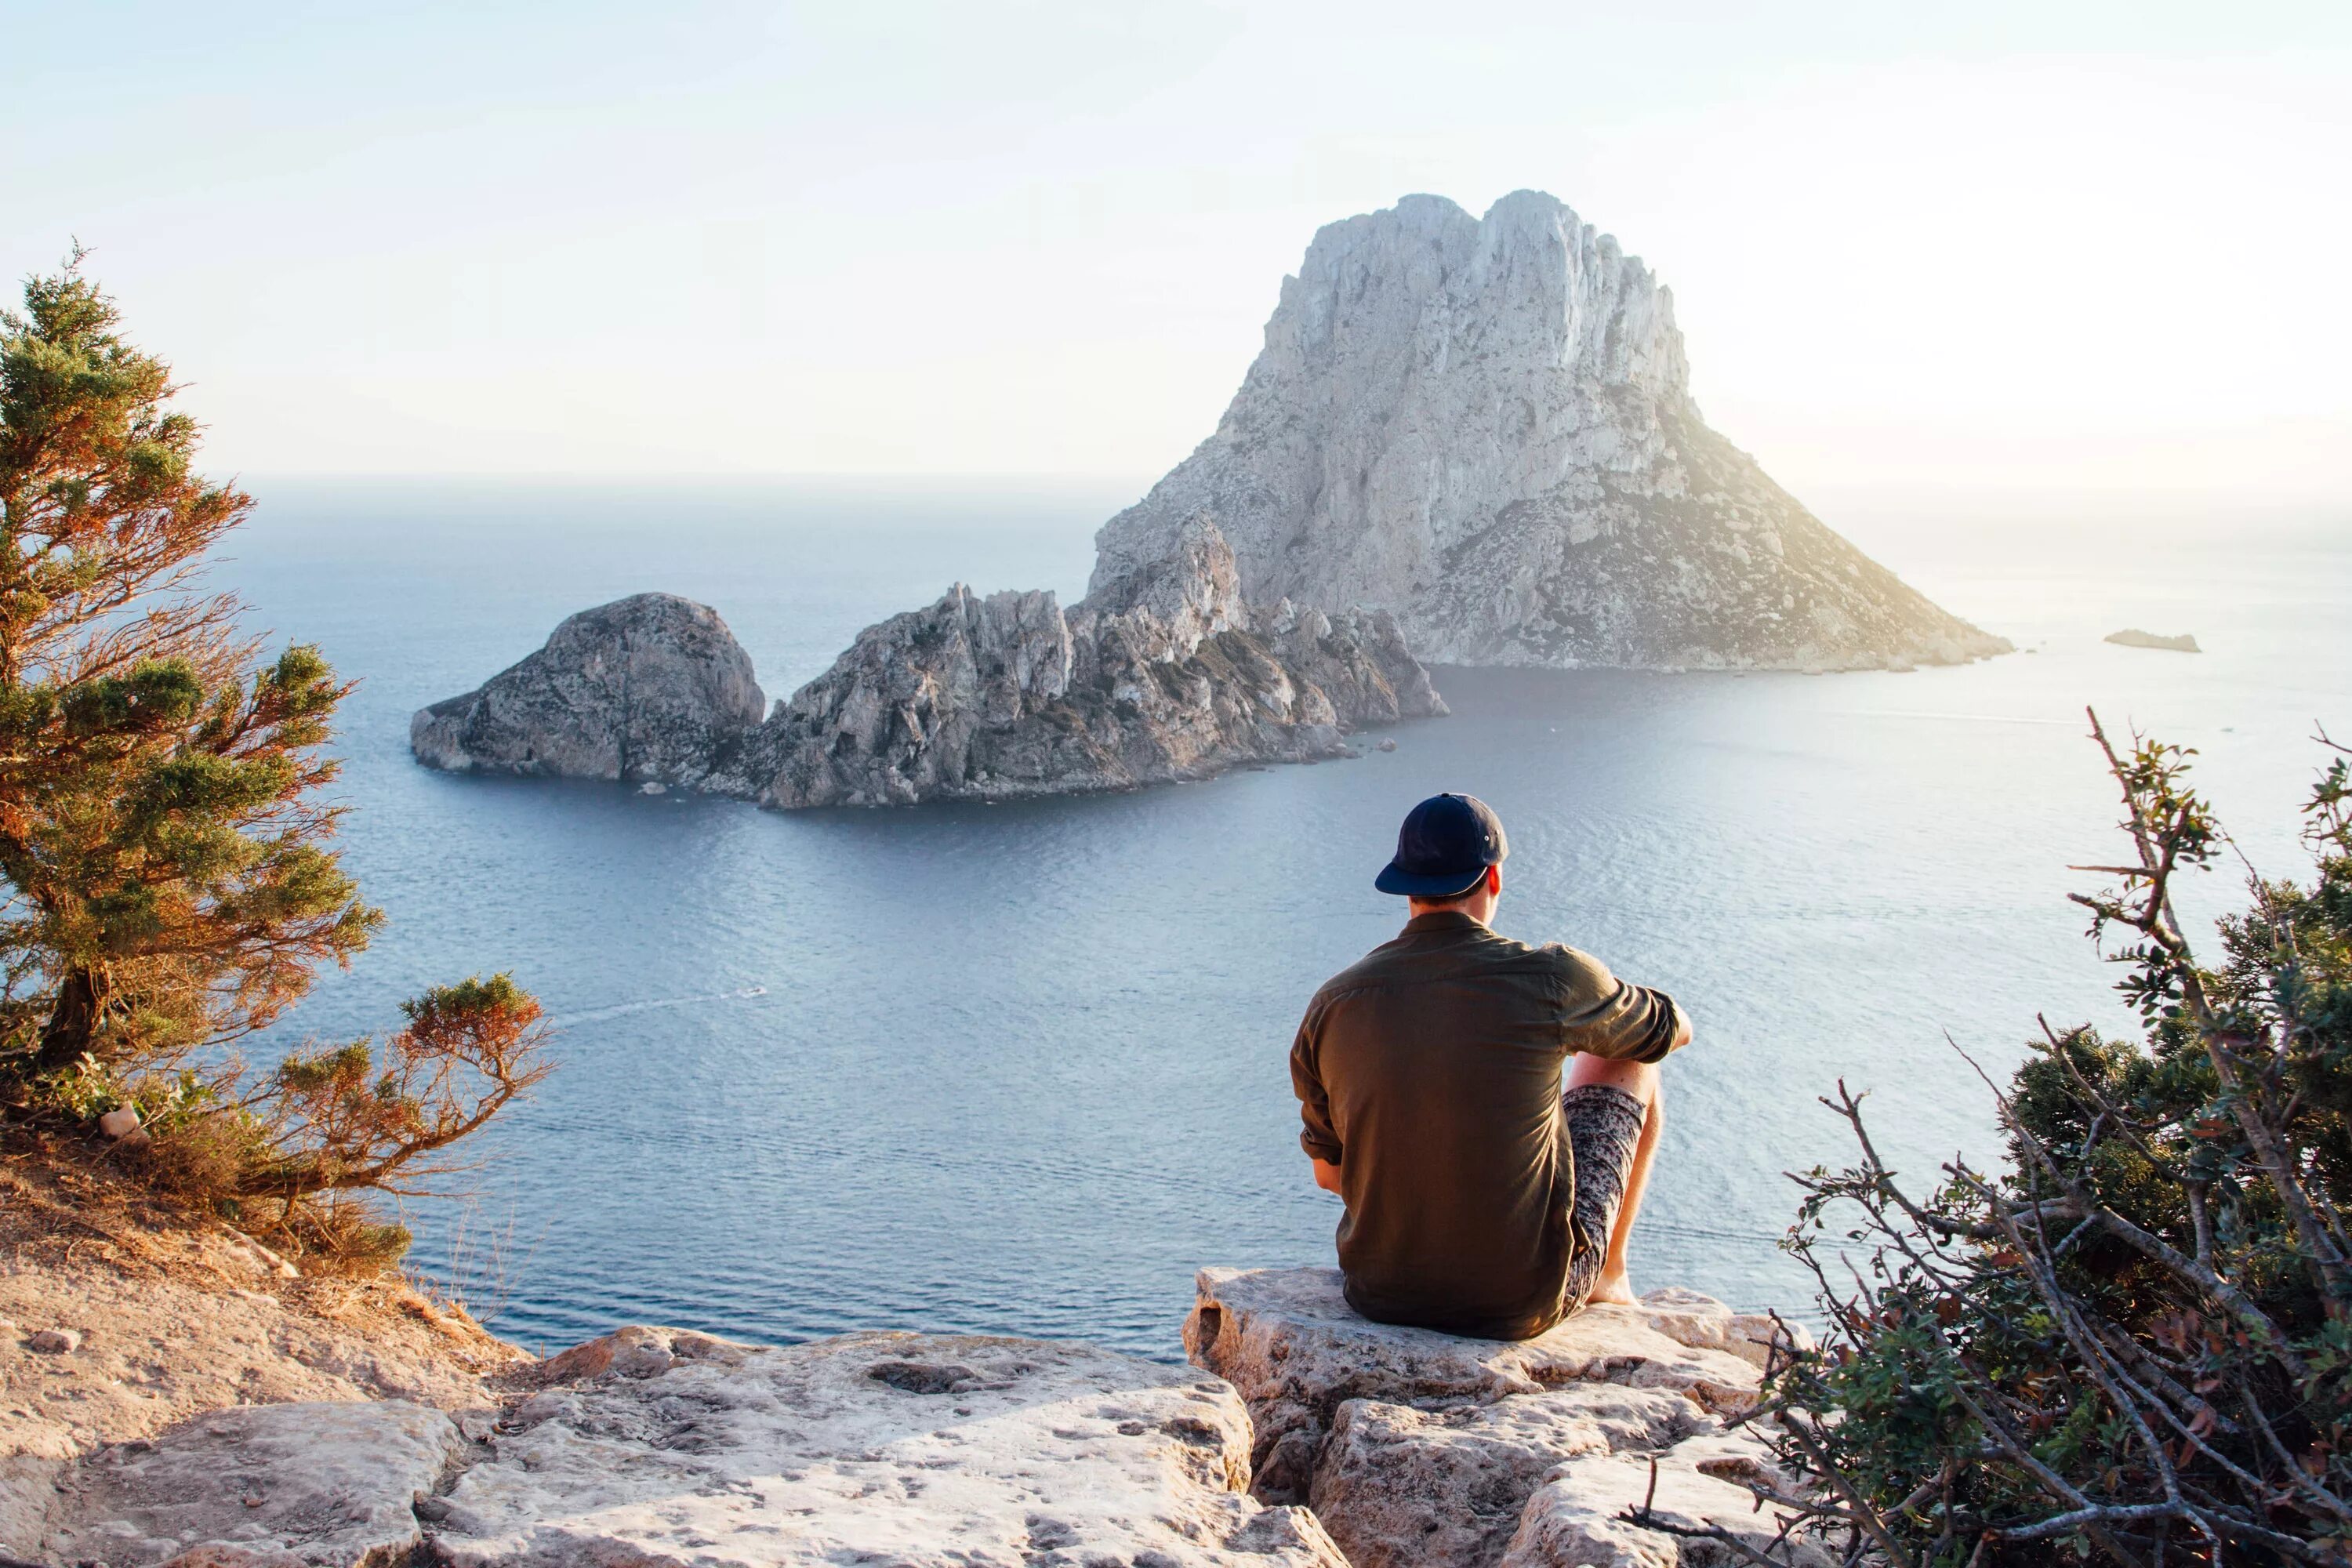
[7,1,2347,504]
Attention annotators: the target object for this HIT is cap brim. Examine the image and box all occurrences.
[1374,861,1490,897]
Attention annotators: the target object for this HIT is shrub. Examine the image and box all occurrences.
[1719,713,2352,1566]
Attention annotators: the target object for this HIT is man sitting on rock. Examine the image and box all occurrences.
[1290,793,1688,1340]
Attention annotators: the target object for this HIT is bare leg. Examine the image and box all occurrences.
[1565,1054,1662,1306]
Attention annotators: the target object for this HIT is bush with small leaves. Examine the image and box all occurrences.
[1706,715,2352,1567]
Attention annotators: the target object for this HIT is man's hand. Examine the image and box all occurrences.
[1312,1156,1343,1196]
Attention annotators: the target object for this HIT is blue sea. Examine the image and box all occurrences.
[214,478,2350,1356]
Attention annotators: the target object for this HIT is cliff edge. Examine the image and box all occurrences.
[1,1159,1815,1566]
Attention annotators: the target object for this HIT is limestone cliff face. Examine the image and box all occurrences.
[753,516,1444,808]
[409,593,767,790]
[1091,191,2007,671]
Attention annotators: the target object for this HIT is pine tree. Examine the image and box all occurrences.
[0,258,549,1266]
[0,253,379,1082]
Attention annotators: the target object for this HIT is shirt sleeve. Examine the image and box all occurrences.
[1552,949,1690,1065]
[1290,1000,1344,1163]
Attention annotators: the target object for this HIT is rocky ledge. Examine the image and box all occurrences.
[1188,1267,1824,1566]
[10,1262,1820,1568]
[412,517,1444,807]
[33,1328,1345,1567]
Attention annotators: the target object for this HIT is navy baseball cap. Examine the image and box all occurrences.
[1374,793,1509,897]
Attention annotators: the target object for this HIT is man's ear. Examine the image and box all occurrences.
[1487,865,1503,895]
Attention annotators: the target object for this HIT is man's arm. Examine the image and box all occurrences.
[1291,1003,1345,1194]
[1555,948,1690,1063]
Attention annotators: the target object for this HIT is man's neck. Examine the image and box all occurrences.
[1406,902,1492,928]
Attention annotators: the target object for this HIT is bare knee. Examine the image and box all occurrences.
[1566,1053,1659,1106]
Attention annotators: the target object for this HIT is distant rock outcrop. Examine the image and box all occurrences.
[753,515,1443,808]
[1092,191,2008,672]
[413,191,2019,810]
[2106,628,2201,653]
[409,593,767,792]
[412,525,1443,809]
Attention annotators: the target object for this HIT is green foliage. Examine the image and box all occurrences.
[0,258,547,1272]
[1756,719,2352,1566]
[0,256,383,1081]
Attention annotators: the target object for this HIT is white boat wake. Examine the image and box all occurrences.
[548,985,769,1029]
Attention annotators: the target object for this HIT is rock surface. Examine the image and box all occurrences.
[431,1324,1345,1566]
[2106,627,2201,652]
[1092,191,2009,672]
[42,1399,464,1567]
[754,515,1443,808]
[0,1168,525,1560]
[410,593,767,790]
[1499,1432,1837,1568]
[1188,1267,1820,1566]
[1310,1385,1706,1566]
[4,1183,1828,1568]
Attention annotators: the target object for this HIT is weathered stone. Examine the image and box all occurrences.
[1310,1385,1712,1567]
[41,1399,463,1568]
[432,1325,1348,1567]
[160,1546,312,1568]
[0,1219,523,1559]
[755,516,1443,808]
[1497,1431,1838,1567]
[96,1107,143,1140]
[1636,1285,1813,1374]
[411,592,766,790]
[1092,191,2009,672]
[219,1229,300,1280]
[25,1328,78,1355]
[1185,1267,1762,1503]
[532,1321,743,1382]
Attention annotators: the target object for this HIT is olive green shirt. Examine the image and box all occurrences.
[1290,910,1689,1341]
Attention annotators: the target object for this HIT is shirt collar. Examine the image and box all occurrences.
[1401,909,1487,936]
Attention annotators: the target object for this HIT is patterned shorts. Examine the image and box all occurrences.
[1561,1083,1648,1312]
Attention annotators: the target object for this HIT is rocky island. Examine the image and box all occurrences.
[415,517,1443,807]
[759,514,1441,808]
[415,189,2008,807]
[410,593,771,794]
[1094,191,2009,673]
[2104,627,2201,652]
